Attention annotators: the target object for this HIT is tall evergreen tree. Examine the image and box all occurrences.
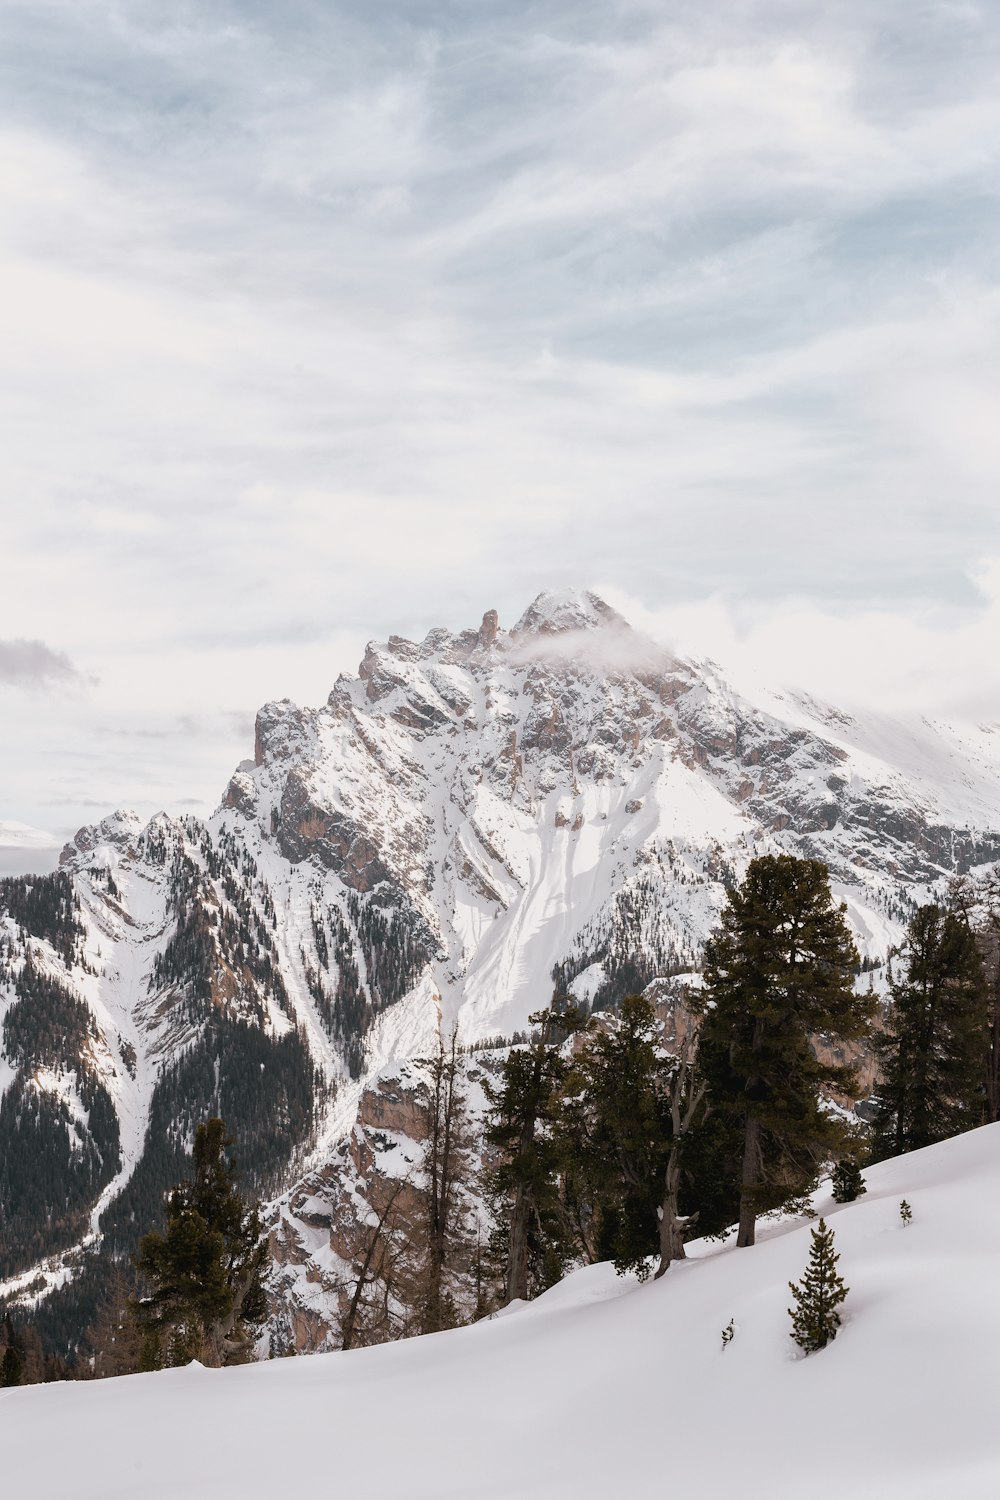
[951,870,1000,1122]
[483,1001,583,1304]
[872,904,987,1158]
[976,876,1000,1124]
[788,1218,848,1353]
[557,993,675,1277]
[135,1118,268,1369]
[698,855,870,1247]
[1,1337,23,1387]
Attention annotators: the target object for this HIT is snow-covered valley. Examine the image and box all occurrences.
[4,1123,999,1499]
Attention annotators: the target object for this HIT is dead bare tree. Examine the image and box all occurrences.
[419,1026,471,1334]
[340,1177,409,1351]
[655,1027,709,1278]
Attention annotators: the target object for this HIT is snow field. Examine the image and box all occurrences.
[5,1124,1000,1499]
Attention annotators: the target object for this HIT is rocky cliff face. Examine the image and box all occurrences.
[2,588,999,1342]
[268,1051,497,1354]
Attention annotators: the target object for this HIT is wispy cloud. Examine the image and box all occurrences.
[2,0,1000,831]
[0,639,83,690]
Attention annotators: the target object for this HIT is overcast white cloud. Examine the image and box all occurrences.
[1,0,999,854]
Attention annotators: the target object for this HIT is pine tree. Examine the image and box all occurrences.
[830,1160,866,1203]
[557,993,674,1278]
[872,904,988,1158]
[949,870,1000,1123]
[135,1118,268,1369]
[899,1198,912,1226]
[698,856,870,1247]
[482,1001,583,1305]
[788,1218,848,1353]
[1,1339,23,1387]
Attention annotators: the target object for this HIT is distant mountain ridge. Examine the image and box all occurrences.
[2,588,1000,1342]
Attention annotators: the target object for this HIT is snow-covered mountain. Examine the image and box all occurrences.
[7,1123,1000,1500]
[2,588,999,1333]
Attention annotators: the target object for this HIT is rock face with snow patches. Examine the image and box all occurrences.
[2,589,999,1339]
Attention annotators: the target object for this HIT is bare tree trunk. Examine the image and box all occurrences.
[737,1113,761,1248]
[341,1180,406,1351]
[505,1180,531,1304]
[505,1096,545,1304]
[655,1030,707,1277]
[655,1143,686,1276]
[421,1026,467,1334]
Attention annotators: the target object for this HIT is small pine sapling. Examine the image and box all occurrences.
[721,1318,734,1351]
[830,1160,866,1204]
[788,1218,848,1354]
[899,1199,912,1226]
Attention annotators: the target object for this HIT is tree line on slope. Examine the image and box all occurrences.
[280,851,999,1352]
[482,855,1000,1304]
[1,1029,480,1381]
[2,1118,270,1381]
[4,853,999,1383]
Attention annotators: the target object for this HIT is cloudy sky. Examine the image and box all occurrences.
[2,0,1000,868]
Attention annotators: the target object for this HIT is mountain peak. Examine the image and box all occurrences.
[512,589,627,637]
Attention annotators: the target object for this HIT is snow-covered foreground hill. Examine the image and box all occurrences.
[6,1125,1000,1500]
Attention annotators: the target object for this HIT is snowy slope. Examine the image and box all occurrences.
[5,1125,1000,1500]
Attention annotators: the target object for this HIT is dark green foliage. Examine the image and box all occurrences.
[150,839,291,1025]
[965,871,1000,1122]
[0,1319,62,1387]
[2,957,95,1070]
[552,875,696,1012]
[483,1003,583,1303]
[557,994,674,1277]
[0,1078,120,1279]
[0,870,82,963]
[136,1118,268,1368]
[347,893,432,1013]
[1,1340,23,1386]
[788,1218,848,1353]
[698,855,870,1246]
[0,959,120,1278]
[7,1252,114,1370]
[667,1107,742,1240]
[830,1160,866,1204]
[14,1008,315,1364]
[332,910,366,1078]
[102,1017,316,1253]
[872,904,988,1159]
[306,897,432,1078]
[899,1198,912,1226]
[487,994,735,1282]
[151,889,214,1005]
